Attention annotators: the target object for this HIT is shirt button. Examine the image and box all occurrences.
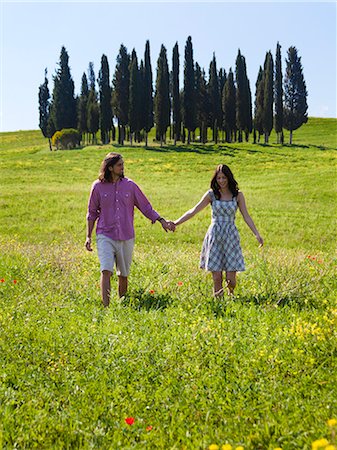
[116,199,119,202]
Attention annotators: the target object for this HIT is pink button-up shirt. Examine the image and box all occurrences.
[86,177,160,241]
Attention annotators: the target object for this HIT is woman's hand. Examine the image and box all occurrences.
[256,234,264,247]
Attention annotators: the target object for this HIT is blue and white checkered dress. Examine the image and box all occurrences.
[200,190,245,272]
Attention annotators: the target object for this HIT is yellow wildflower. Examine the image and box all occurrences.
[312,438,329,449]
[235,447,244,450]
[222,445,233,450]
[325,445,336,450]
[327,418,337,427]
[274,448,283,450]
[209,445,219,450]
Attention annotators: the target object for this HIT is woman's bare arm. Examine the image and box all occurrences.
[174,192,211,226]
[237,192,264,246]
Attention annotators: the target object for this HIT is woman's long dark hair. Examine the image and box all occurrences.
[210,164,239,200]
[98,152,124,182]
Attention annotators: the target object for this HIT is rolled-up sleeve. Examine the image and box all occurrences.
[86,182,100,221]
[133,183,160,223]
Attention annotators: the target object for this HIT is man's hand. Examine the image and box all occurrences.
[85,237,93,251]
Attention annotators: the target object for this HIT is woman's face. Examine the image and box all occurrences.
[216,171,228,189]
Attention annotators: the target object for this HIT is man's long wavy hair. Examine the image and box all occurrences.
[99,152,124,182]
[210,164,239,200]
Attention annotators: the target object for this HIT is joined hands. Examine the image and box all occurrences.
[160,219,176,232]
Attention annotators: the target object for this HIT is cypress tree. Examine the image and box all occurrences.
[219,68,227,141]
[274,42,284,144]
[284,46,308,144]
[50,46,77,131]
[78,72,89,144]
[254,66,264,143]
[38,68,52,150]
[235,50,252,142]
[195,63,209,144]
[262,51,274,143]
[128,49,141,145]
[172,42,181,145]
[222,68,236,143]
[208,53,222,143]
[143,40,154,146]
[154,45,170,147]
[138,59,145,143]
[183,36,196,144]
[86,63,100,144]
[98,54,112,144]
[112,44,130,145]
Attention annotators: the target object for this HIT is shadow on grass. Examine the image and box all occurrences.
[121,287,173,312]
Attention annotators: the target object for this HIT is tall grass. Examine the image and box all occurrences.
[0,118,336,449]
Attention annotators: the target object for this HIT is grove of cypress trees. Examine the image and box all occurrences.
[262,51,274,143]
[38,68,52,150]
[274,42,284,144]
[143,40,154,146]
[86,62,100,144]
[235,50,252,142]
[50,46,77,131]
[284,46,308,144]
[183,36,196,144]
[154,45,170,147]
[112,44,130,145]
[254,66,264,143]
[78,72,89,144]
[208,53,222,143]
[98,54,113,144]
[222,68,236,143]
[172,42,181,145]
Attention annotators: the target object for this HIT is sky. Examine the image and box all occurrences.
[0,0,336,132]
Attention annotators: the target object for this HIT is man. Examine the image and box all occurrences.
[85,152,174,307]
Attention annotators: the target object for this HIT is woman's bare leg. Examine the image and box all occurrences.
[226,271,237,296]
[212,271,224,297]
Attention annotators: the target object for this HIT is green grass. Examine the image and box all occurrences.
[0,118,336,449]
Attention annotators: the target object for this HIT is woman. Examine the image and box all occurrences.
[173,164,264,297]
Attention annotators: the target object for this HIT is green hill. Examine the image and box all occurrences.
[0,117,336,449]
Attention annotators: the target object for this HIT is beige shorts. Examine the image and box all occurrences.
[96,234,135,277]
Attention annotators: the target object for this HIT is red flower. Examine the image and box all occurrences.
[146,425,153,431]
[0,279,4,283]
[13,280,17,284]
[125,417,135,425]
[149,290,155,295]
[177,281,183,286]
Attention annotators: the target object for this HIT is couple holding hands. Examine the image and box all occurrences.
[86,152,263,307]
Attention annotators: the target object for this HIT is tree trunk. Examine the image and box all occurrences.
[187,129,191,145]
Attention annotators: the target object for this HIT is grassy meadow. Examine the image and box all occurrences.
[0,118,336,449]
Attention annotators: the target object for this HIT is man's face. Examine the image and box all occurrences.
[110,158,124,177]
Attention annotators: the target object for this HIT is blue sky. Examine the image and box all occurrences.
[0,1,336,132]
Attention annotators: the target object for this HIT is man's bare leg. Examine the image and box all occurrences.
[101,270,112,307]
[118,275,128,298]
